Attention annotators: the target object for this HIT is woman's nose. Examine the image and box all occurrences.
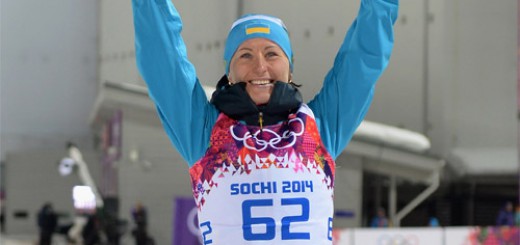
[253,56,268,73]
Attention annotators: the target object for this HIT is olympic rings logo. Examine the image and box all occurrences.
[186,207,203,244]
[230,117,304,151]
[377,234,419,245]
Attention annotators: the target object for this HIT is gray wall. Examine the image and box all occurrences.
[425,0,517,153]
[0,0,99,161]
[334,154,364,228]
[98,0,238,88]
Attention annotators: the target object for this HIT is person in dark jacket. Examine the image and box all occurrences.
[131,202,154,245]
[496,201,515,226]
[37,202,58,245]
[82,213,101,245]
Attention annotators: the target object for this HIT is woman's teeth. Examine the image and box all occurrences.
[250,80,271,85]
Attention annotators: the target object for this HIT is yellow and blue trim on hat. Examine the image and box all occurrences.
[245,23,271,35]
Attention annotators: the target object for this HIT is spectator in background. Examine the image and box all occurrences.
[131,202,154,245]
[515,205,520,226]
[496,201,514,226]
[428,216,440,227]
[37,202,58,245]
[370,207,389,228]
[82,212,101,245]
[132,202,147,230]
[0,190,5,233]
[0,206,4,233]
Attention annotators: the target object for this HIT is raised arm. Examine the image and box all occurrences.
[132,0,218,166]
[308,0,399,159]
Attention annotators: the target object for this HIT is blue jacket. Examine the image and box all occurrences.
[132,0,398,167]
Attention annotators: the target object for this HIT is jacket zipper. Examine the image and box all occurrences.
[258,111,264,130]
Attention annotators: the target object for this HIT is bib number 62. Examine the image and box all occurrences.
[242,197,310,241]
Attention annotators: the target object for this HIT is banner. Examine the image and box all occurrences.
[101,109,122,197]
[334,227,519,245]
[445,226,519,245]
[173,197,201,245]
[353,228,443,245]
[333,228,354,245]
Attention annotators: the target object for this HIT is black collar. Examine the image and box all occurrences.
[210,75,302,126]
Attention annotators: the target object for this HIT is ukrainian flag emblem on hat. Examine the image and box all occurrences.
[245,23,270,35]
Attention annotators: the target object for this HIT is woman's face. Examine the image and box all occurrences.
[228,38,291,105]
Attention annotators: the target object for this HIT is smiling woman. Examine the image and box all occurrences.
[228,38,291,105]
[131,0,398,244]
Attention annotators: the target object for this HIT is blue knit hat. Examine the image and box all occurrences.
[224,14,293,75]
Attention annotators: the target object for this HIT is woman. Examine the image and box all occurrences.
[132,0,398,244]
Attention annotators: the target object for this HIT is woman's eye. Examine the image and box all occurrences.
[240,53,252,59]
[266,52,279,58]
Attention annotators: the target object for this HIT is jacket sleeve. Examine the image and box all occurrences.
[132,0,218,166]
[308,0,399,159]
